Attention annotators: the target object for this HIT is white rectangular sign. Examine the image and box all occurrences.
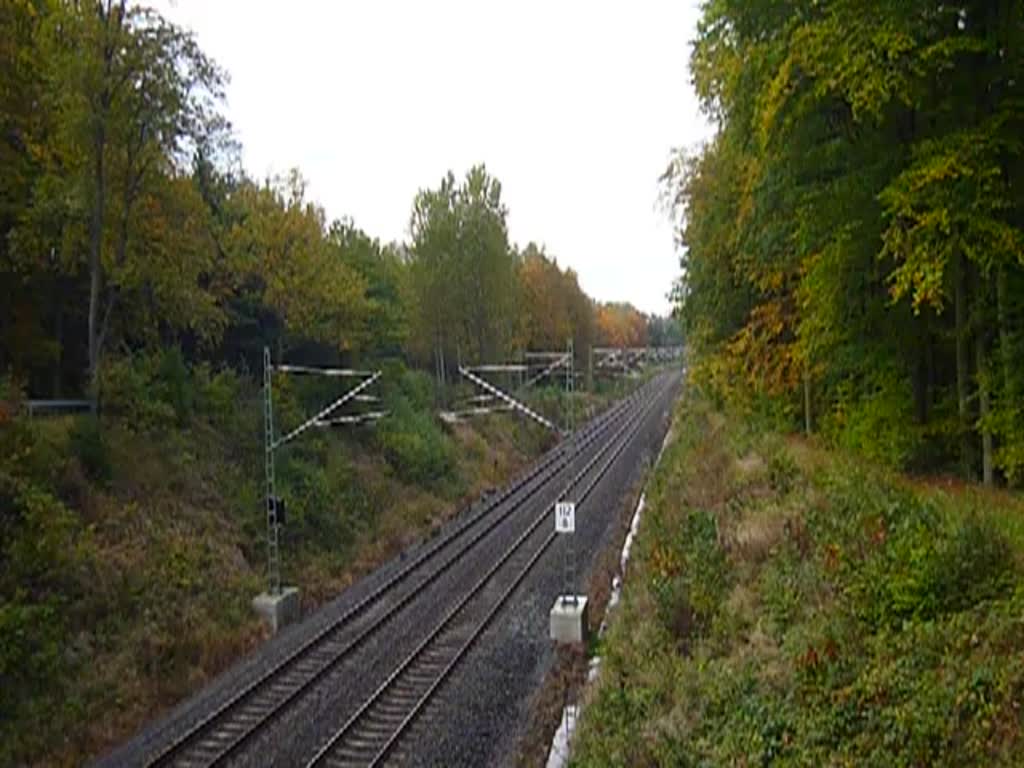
[555,501,576,533]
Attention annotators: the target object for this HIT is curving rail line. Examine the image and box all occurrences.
[306,373,676,767]
[145,374,670,768]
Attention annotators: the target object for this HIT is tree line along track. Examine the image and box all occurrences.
[307,372,677,768]
[142,374,672,768]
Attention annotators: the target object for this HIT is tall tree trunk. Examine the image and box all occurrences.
[954,250,974,481]
[997,266,1016,403]
[87,122,106,391]
[917,317,933,428]
[977,332,994,486]
[86,1,123,391]
[439,339,446,388]
[803,363,812,435]
[925,313,935,418]
[52,284,63,398]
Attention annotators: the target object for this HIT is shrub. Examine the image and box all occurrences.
[824,370,921,469]
[936,516,1015,610]
[202,367,240,416]
[0,596,66,755]
[154,347,195,425]
[814,464,1017,631]
[383,362,435,410]
[372,365,455,488]
[99,355,176,431]
[650,508,730,652]
[98,349,204,431]
[193,363,244,431]
[69,415,111,486]
[0,467,94,764]
[767,449,798,495]
[0,373,23,418]
[276,451,356,553]
[374,397,455,488]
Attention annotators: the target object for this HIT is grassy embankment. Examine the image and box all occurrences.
[573,394,1024,766]
[0,351,632,767]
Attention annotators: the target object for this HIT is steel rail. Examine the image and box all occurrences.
[202,385,652,766]
[144,379,660,767]
[306,373,674,767]
[364,374,675,766]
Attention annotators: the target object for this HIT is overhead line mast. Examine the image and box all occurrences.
[261,347,383,614]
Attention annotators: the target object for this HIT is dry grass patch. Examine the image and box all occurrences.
[734,452,766,480]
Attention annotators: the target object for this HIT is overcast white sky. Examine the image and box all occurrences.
[152,1,712,315]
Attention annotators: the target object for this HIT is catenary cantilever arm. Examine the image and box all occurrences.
[459,366,563,435]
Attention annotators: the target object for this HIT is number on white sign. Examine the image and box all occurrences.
[555,501,575,533]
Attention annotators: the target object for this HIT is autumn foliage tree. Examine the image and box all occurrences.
[672,0,1024,482]
[0,2,411,396]
[516,243,596,362]
[595,302,649,348]
[0,2,675,402]
[405,166,519,379]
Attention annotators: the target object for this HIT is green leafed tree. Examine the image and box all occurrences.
[9,1,231,390]
[407,165,519,377]
[674,0,1024,482]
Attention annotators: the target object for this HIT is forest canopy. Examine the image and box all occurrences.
[668,0,1024,484]
[0,0,676,404]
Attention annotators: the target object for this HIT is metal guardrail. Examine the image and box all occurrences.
[25,399,96,416]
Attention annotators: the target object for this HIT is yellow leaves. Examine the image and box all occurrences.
[596,303,647,349]
[735,154,761,233]
[723,298,801,400]
[753,4,928,141]
[649,542,681,582]
[518,250,572,349]
[225,176,371,350]
[878,126,1022,313]
[757,51,797,149]
[757,268,787,295]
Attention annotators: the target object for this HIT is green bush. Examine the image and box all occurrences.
[196,365,240,417]
[380,361,435,411]
[154,347,194,425]
[851,512,1014,631]
[372,365,455,488]
[69,415,111,486]
[99,355,176,431]
[649,507,730,651]
[277,450,356,553]
[825,371,921,469]
[0,408,67,492]
[982,394,1024,485]
[937,516,1015,609]
[760,547,807,634]
[767,449,798,494]
[816,466,1016,631]
[0,460,94,764]
[0,373,23,407]
[375,398,455,488]
[574,396,1024,767]
[0,596,66,751]
[98,349,205,431]
[193,363,246,435]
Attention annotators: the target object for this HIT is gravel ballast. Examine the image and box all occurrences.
[96,372,680,768]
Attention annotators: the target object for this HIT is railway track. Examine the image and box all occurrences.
[144,374,672,768]
[307,372,676,767]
